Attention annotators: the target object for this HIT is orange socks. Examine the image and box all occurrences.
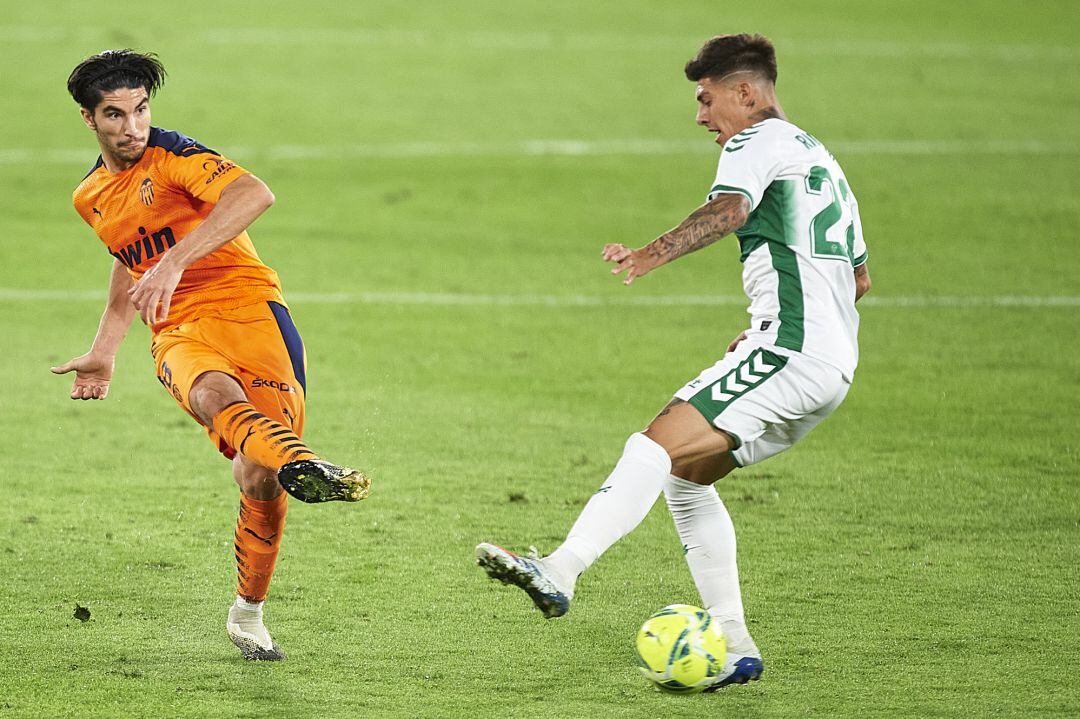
[234,492,289,603]
[212,402,317,471]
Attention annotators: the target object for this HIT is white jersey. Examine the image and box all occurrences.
[707,118,867,381]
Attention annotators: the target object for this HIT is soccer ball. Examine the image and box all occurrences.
[634,604,726,693]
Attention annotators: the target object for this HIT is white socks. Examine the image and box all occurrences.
[540,434,758,657]
[543,433,672,590]
[663,474,759,657]
[234,596,263,612]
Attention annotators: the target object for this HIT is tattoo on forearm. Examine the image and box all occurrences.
[854,263,868,278]
[644,194,750,264]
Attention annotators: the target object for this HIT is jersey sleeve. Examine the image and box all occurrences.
[706,124,785,210]
[160,147,251,204]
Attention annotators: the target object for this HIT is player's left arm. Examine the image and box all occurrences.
[128,174,275,325]
[604,193,750,285]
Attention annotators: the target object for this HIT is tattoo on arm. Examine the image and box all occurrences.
[644,194,751,265]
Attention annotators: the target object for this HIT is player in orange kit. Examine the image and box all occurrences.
[53,49,370,661]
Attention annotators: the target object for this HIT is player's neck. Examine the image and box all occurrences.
[743,92,787,128]
[99,146,143,174]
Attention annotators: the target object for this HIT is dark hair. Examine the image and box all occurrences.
[684,34,777,85]
[67,49,167,111]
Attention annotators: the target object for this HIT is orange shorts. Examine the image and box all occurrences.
[151,300,307,458]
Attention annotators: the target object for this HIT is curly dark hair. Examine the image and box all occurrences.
[67,49,167,111]
[684,34,777,84]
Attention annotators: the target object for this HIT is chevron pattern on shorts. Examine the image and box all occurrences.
[710,350,783,402]
[687,348,789,423]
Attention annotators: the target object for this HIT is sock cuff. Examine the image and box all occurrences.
[663,474,713,494]
[235,596,264,611]
[240,491,289,519]
[625,432,673,475]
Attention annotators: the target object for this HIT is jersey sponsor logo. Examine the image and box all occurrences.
[202,157,237,185]
[760,320,772,331]
[110,226,177,268]
[251,377,296,393]
[794,133,820,150]
[139,177,155,206]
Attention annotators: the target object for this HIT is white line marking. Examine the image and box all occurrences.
[3,138,1078,166]
[1,288,1077,308]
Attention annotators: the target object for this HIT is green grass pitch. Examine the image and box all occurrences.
[1,1,1078,717]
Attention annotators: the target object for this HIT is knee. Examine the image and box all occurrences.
[189,372,245,424]
[233,455,282,500]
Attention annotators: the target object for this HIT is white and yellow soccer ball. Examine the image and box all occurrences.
[634,604,727,693]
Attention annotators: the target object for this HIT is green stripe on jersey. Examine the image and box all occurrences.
[852,250,868,267]
[768,244,805,351]
[736,179,798,249]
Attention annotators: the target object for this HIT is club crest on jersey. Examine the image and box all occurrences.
[139,177,155,206]
[202,157,236,185]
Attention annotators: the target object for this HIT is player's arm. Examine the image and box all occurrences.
[50,259,136,400]
[128,174,275,325]
[603,193,751,285]
[854,262,871,303]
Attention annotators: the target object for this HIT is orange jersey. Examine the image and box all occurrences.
[72,127,284,333]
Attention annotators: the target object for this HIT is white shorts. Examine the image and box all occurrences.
[673,341,850,467]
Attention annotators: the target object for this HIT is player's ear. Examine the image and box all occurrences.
[80,107,96,131]
[737,81,755,107]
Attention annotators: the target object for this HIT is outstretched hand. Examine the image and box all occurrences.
[603,243,658,285]
[51,352,115,400]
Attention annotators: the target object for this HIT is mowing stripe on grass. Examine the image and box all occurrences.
[2,25,1076,61]
[1,139,1078,165]
[2,288,1078,308]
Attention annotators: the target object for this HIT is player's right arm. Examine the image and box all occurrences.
[603,193,751,284]
[50,259,136,400]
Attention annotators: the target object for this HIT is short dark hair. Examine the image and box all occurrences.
[684,34,777,85]
[67,49,167,111]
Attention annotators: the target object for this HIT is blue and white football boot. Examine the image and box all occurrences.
[475,543,572,618]
[704,654,764,691]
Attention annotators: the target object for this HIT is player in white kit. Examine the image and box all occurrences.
[477,33,872,689]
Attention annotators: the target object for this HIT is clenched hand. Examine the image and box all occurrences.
[128,257,183,326]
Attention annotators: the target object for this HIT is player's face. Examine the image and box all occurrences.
[694,77,750,146]
[81,87,152,166]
